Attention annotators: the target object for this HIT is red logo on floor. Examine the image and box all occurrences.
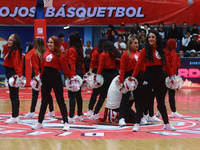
[0,112,199,139]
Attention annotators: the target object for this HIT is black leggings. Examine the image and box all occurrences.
[144,91,155,117]
[68,66,83,118]
[94,69,119,115]
[135,65,169,124]
[5,66,20,118]
[38,67,68,123]
[30,68,54,113]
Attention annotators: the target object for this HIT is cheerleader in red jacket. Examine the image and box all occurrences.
[90,41,121,120]
[132,31,176,132]
[4,34,23,124]
[67,32,86,123]
[24,38,54,118]
[164,38,183,118]
[118,37,143,126]
[32,36,71,131]
[86,39,108,116]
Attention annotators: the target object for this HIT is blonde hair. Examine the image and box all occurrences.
[126,37,137,58]
[34,38,46,62]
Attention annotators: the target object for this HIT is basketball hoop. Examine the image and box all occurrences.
[43,0,53,7]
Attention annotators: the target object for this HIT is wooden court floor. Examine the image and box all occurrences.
[0,88,200,150]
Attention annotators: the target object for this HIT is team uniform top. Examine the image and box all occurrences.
[132,47,173,78]
[165,50,181,75]
[31,50,42,77]
[67,46,86,76]
[4,49,22,77]
[59,41,68,53]
[89,48,100,70]
[119,50,140,83]
[41,49,71,78]
[97,51,118,74]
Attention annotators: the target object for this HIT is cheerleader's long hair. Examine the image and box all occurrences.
[145,30,166,65]
[8,34,22,59]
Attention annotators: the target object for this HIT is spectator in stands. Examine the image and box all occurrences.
[131,22,141,35]
[83,40,93,72]
[187,34,200,52]
[191,24,199,34]
[189,49,197,57]
[178,50,184,57]
[106,25,115,39]
[179,22,190,38]
[114,35,126,54]
[181,30,192,52]
[123,29,131,44]
[142,23,151,37]
[58,33,68,54]
[117,22,126,36]
[109,29,118,44]
[158,22,168,46]
[168,23,181,52]
[153,27,158,32]
[139,35,146,50]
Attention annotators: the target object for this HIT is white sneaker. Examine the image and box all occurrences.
[24,112,35,118]
[63,122,70,131]
[86,110,93,116]
[163,123,176,131]
[68,116,75,124]
[143,114,149,121]
[132,123,140,132]
[5,117,20,124]
[148,115,161,122]
[156,110,161,117]
[45,111,55,117]
[118,118,126,126]
[73,115,83,121]
[32,122,43,130]
[170,111,183,118]
[140,117,148,125]
[89,114,98,120]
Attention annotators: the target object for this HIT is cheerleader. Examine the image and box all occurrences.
[90,41,121,120]
[164,38,183,118]
[66,32,86,123]
[118,37,143,126]
[24,38,54,118]
[86,39,108,116]
[4,34,23,124]
[131,31,176,132]
[32,36,71,131]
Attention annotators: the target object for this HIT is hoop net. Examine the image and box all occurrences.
[43,0,53,7]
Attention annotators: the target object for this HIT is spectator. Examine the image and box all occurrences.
[131,22,141,35]
[153,27,158,32]
[83,40,93,72]
[114,35,126,54]
[189,49,197,57]
[158,22,168,46]
[191,24,199,34]
[106,25,115,39]
[187,34,200,52]
[142,23,151,37]
[139,35,146,50]
[117,22,126,36]
[179,22,190,38]
[109,29,118,44]
[181,30,192,52]
[58,33,68,54]
[178,50,184,57]
[123,29,131,44]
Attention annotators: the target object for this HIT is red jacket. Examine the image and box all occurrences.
[67,47,86,76]
[3,44,9,56]
[41,49,71,78]
[119,50,141,83]
[90,49,100,69]
[132,47,173,77]
[97,51,118,74]
[59,41,68,53]
[31,50,41,76]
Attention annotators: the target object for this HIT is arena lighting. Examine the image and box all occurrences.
[188,0,193,5]
[63,25,70,29]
